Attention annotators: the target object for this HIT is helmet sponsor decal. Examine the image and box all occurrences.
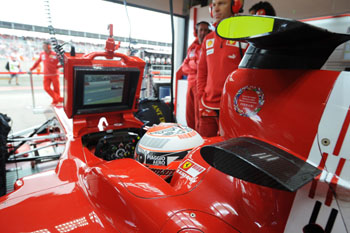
[146,154,167,166]
[149,124,193,137]
[177,130,196,139]
[234,85,265,117]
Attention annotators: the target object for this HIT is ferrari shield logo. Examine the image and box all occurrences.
[226,40,237,46]
[179,159,205,177]
[183,161,192,169]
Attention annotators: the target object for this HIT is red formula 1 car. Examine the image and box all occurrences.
[1,16,350,232]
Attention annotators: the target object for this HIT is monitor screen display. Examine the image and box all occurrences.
[72,67,140,116]
[83,74,125,106]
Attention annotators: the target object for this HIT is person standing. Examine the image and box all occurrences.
[197,0,248,137]
[249,1,276,16]
[7,54,20,85]
[29,41,63,105]
[181,21,210,130]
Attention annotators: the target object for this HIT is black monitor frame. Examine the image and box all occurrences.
[73,66,140,116]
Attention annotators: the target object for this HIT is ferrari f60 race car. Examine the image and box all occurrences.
[0,16,350,233]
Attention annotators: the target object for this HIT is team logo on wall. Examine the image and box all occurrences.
[234,86,265,117]
[206,39,214,49]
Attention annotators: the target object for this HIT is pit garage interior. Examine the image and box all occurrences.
[0,0,350,232]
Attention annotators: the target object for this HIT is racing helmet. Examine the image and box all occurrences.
[135,123,204,179]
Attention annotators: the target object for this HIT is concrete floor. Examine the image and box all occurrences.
[0,74,63,133]
[1,74,64,194]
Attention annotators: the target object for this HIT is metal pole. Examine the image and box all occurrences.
[8,141,66,158]
[30,72,36,108]
[7,154,61,163]
[8,134,63,142]
[8,124,44,138]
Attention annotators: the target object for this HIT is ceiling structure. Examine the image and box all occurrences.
[107,0,350,20]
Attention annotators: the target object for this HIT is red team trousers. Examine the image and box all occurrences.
[43,75,61,103]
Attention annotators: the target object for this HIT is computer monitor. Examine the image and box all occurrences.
[72,66,140,116]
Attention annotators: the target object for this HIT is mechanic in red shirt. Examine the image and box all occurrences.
[30,41,63,105]
[197,0,248,137]
[181,21,210,131]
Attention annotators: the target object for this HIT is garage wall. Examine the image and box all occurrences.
[243,0,350,19]
[188,1,350,46]
[188,1,350,71]
[105,0,350,19]
[105,0,185,15]
[142,0,350,19]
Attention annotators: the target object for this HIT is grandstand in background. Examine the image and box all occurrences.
[0,20,172,72]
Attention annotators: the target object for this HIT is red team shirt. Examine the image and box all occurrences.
[31,51,60,76]
[197,30,248,110]
[182,38,201,83]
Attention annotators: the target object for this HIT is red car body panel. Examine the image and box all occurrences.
[220,69,340,160]
[1,18,350,232]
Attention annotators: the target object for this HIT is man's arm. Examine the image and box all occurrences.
[181,56,194,75]
[188,58,198,71]
[196,41,208,99]
[30,55,42,71]
[188,44,202,73]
